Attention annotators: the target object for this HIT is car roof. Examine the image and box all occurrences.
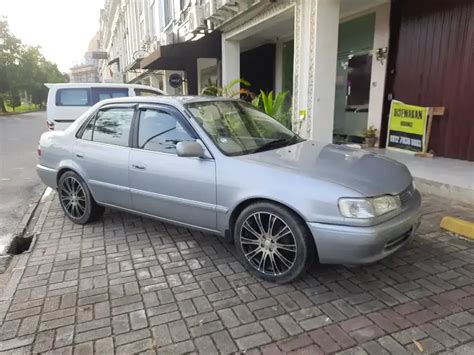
[97,95,241,107]
[44,82,164,91]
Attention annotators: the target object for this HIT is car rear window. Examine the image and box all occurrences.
[56,89,90,106]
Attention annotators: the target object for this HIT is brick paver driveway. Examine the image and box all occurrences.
[0,193,473,354]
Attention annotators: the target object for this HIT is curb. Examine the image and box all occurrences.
[0,187,50,273]
[414,177,474,205]
[0,110,44,117]
[440,216,474,240]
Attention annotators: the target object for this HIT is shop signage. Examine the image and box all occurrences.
[169,73,183,88]
[387,100,428,153]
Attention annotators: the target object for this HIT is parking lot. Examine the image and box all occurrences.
[0,192,473,354]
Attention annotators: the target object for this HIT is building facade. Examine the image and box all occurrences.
[96,0,474,161]
[70,33,101,83]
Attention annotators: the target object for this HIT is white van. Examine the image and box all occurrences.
[45,83,166,130]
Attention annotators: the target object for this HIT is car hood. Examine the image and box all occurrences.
[239,140,412,196]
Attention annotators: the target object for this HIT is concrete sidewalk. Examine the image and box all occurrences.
[0,192,473,354]
[369,148,474,204]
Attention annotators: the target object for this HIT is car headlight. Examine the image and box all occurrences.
[338,195,401,219]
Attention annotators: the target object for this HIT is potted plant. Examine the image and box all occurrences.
[362,125,378,148]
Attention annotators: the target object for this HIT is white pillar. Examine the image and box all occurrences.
[221,35,240,91]
[293,0,340,142]
[368,3,391,134]
[274,39,284,93]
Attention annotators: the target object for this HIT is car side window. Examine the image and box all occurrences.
[138,109,194,154]
[81,108,134,147]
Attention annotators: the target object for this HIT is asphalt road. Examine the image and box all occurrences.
[0,111,47,252]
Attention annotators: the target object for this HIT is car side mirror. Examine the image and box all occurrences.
[176,141,205,158]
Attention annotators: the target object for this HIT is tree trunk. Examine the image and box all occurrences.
[0,96,7,113]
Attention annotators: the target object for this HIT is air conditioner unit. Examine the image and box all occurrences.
[161,32,174,45]
[188,5,205,32]
[151,40,160,52]
[216,0,237,10]
[204,0,217,19]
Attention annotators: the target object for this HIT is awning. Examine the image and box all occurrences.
[126,58,143,71]
[140,30,221,71]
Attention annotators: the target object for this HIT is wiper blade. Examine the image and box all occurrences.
[253,136,297,153]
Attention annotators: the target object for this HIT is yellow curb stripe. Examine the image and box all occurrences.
[440,217,474,240]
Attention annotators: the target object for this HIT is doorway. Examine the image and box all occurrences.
[334,13,376,144]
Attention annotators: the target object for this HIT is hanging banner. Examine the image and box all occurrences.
[387,100,428,153]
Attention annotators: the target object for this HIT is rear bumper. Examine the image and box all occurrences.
[308,190,422,265]
[36,164,58,189]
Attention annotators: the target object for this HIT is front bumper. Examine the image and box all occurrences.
[36,164,58,189]
[308,190,422,265]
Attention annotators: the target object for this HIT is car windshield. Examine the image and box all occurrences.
[186,100,302,156]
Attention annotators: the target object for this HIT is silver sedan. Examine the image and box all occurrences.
[37,96,421,283]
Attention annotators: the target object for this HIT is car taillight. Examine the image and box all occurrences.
[47,121,55,130]
[37,145,41,156]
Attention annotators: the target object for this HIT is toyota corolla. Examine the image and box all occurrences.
[36,96,421,283]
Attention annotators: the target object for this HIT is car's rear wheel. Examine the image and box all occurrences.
[58,171,104,224]
[234,202,314,284]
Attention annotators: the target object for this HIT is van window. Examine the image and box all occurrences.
[56,89,90,106]
[135,89,162,97]
[91,88,129,104]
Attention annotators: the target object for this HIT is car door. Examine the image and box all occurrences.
[129,104,217,231]
[74,104,135,208]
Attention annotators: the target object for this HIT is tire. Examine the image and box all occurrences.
[233,202,315,284]
[58,171,104,224]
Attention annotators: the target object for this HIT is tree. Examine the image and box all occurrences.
[0,19,22,112]
[0,19,68,112]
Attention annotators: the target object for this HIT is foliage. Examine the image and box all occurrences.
[0,19,68,112]
[200,78,252,98]
[8,92,21,111]
[253,90,292,129]
[362,125,378,138]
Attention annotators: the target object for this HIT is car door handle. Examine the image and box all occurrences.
[75,153,84,158]
[132,164,146,170]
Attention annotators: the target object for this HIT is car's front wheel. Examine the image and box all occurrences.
[58,171,104,224]
[234,202,315,284]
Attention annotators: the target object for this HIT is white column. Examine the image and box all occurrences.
[274,39,284,93]
[368,3,391,135]
[293,0,340,142]
[221,35,240,90]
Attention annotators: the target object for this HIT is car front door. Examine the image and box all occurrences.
[74,104,135,208]
[129,105,217,231]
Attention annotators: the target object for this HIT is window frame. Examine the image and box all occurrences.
[76,103,138,148]
[131,104,201,155]
[55,88,91,107]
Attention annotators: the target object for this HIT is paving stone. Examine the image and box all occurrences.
[212,330,238,354]
[236,332,272,351]
[1,193,472,353]
[195,335,218,355]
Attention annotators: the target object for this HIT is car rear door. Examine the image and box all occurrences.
[129,104,217,231]
[74,104,136,208]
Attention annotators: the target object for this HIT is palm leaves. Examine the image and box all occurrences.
[200,78,251,98]
[253,90,291,129]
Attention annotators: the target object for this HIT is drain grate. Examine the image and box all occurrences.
[8,234,34,255]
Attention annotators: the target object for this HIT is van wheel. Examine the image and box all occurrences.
[234,202,314,284]
[58,171,104,224]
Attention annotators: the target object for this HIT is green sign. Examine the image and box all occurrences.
[387,100,428,152]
